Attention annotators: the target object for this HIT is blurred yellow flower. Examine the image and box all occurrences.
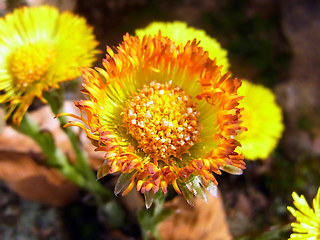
[236,80,284,160]
[135,21,229,74]
[0,6,98,125]
[59,34,246,206]
[287,187,320,239]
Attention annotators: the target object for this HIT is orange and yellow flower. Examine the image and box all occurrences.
[0,6,98,125]
[59,33,246,206]
[287,187,320,239]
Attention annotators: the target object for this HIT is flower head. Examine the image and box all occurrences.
[135,21,229,74]
[60,33,245,206]
[236,80,284,160]
[0,6,98,125]
[287,187,320,239]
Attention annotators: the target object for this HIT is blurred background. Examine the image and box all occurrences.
[0,0,320,239]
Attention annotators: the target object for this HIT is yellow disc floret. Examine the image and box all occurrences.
[123,81,201,159]
[9,42,55,89]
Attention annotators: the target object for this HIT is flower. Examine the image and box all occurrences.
[287,187,320,239]
[135,21,229,74]
[0,6,98,125]
[59,33,245,206]
[236,80,284,160]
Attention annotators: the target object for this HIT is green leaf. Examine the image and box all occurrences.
[101,200,126,228]
[97,162,111,180]
[206,181,218,197]
[144,190,155,209]
[138,191,173,240]
[220,165,243,175]
[114,171,136,195]
[186,176,208,202]
[179,182,196,206]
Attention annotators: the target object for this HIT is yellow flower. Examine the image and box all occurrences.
[236,80,284,160]
[287,187,320,239]
[59,33,245,206]
[0,6,98,125]
[135,21,229,74]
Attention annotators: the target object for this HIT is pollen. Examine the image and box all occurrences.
[9,42,55,89]
[123,81,201,159]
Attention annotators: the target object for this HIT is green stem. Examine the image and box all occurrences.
[44,91,112,202]
[17,114,86,188]
[18,113,125,226]
[60,114,111,201]
[138,191,172,240]
[42,89,125,227]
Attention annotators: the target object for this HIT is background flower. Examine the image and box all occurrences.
[236,80,284,160]
[61,33,245,206]
[287,187,320,239]
[135,21,229,74]
[0,6,98,124]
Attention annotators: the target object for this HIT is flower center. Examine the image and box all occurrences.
[123,81,201,159]
[9,42,55,89]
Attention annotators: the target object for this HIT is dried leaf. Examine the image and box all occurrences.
[0,151,79,206]
[0,102,104,206]
[159,191,232,240]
